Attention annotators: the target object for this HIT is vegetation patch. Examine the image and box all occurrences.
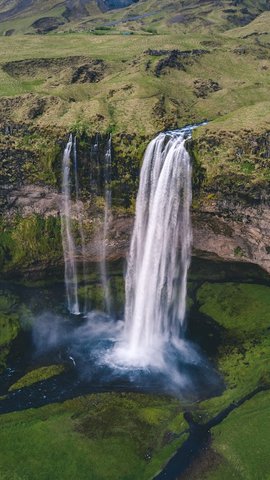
[202,390,270,480]
[0,215,63,273]
[9,365,66,392]
[193,282,270,420]
[0,392,188,480]
[78,275,125,313]
[0,290,30,371]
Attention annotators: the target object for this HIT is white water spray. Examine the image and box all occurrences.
[61,134,80,315]
[118,130,192,367]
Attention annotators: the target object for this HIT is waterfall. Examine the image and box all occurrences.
[61,134,80,315]
[73,136,88,313]
[123,130,192,366]
[100,135,112,314]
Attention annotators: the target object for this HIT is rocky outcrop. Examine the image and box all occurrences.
[31,17,65,34]
[143,49,209,77]
[6,185,63,218]
[192,198,270,273]
[71,61,106,84]
[193,79,221,98]
[190,126,270,272]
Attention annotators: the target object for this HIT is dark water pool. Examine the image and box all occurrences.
[0,258,269,414]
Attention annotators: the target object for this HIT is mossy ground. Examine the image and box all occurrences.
[8,364,66,392]
[192,282,270,420]
[0,290,30,371]
[194,390,270,480]
[0,266,270,479]
[192,103,270,192]
[0,392,188,480]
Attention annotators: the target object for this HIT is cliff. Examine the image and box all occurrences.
[1,117,270,277]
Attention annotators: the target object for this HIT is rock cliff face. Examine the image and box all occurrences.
[192,199,270,273]
[190,126,270,272]
[1,124,270,276]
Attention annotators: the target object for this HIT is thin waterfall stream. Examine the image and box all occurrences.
[61,133,113,316]
[74,136,88,313]
[99,134,112,315]
[61,134,80,315]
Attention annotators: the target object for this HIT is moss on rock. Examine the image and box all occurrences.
[0,215,62,273]
[0,290,26,371]
[9,364,66,392]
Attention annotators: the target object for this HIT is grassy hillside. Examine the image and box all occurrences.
[0,22,269,137]
[0,0,269,35]
[0,0,268,139]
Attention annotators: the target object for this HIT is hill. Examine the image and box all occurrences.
[0,0,269,35]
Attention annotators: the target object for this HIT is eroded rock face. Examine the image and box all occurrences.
[192,198,270,273]
[144,49,209,77]
[6,185,63,218]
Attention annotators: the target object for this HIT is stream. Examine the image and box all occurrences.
[154,384,270,479]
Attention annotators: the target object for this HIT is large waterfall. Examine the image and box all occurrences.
[61,134,80,315]
[121,130,192,367]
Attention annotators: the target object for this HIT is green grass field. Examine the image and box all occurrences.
[0,393,188,480]
[204,391,270,480]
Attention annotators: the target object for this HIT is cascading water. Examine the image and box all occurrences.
[61,134,80,315]
[57,125,217,394]
[99,135,112,314]
[115,130,192,367]
[73,137,88,313]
